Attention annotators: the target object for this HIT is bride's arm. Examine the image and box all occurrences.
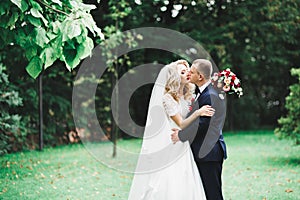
[170,105,214,129]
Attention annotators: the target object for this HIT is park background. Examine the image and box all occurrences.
[0,0,299,199]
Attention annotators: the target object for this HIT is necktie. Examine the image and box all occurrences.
[195,87,200,95]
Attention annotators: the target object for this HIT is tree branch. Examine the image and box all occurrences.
[36,0,70,16]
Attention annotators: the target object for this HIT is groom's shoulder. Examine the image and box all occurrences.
[207,86,218,96]
[208,86,226,101]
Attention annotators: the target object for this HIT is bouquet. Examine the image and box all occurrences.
[211,68,243,98]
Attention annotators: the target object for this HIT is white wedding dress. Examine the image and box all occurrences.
[128,89,206,200]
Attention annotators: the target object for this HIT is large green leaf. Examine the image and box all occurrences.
[67,21,81,40]
[80,13,104,39]
[30,8,48,26]
[61,20,71,42]
[41,46,57,69]
[35,27,49,48]
[39,35,63,69]
[77,37,93,59]
[70,1,96,11]
[51,35,63,55]
[27,15,42,27]
[11,0,28,12]
[50,21,61,34]
[26,56,43,79]
[29,0,43,11]
[46,32,57,41]
[24,45,38,61]
[7,11,18,29]
[15,29,27,48]
[62,42,80,70]
[61,19,82,42]
[52,0,63,7]
[40,38,62,69]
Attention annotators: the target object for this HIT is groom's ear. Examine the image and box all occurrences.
[199,74,203,81]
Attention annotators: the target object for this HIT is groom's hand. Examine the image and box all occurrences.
[171,128,180,144]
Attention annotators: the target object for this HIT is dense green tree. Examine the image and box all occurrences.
[275,68,300,145]
[0,0,104,152]
[1,0,300,153]
[0,64,26,155]
[117,0,300,130]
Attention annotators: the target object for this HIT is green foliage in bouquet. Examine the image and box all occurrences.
[275,68,300,145]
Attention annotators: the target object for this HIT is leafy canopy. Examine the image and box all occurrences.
[0,0,104,78]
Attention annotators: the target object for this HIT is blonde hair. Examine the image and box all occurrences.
[164,64,180,102]
[164,60,195,103]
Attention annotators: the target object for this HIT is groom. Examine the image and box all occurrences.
[171,59,227,200]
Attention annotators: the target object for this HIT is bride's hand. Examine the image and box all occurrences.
[196,105,215,117]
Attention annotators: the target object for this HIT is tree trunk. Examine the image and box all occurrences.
[38,73,43,151]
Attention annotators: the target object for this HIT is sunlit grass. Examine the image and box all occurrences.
[223,130,300,200]
[0,131,299,199]
[0,140,139,200]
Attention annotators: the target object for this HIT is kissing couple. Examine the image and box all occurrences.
[128,59,227,200]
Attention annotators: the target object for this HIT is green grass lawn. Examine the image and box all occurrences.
[0,130,299,200]
[223,131,300,200]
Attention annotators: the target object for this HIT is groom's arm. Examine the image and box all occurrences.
[178,95,211,143]
[177,117,199,143]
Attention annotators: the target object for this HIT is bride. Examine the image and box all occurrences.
[128,60,214,200]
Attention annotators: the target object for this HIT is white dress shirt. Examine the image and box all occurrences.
[199,80,211,93]
[194,80,211,102]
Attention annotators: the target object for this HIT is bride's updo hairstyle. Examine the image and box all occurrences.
[164,64,181,102]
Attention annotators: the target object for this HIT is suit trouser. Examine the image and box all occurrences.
[196,161,224,200]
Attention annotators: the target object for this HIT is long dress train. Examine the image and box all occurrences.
[128,93,206,200]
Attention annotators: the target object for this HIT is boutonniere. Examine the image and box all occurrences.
[188,97,196,111]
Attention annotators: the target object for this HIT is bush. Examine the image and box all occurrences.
[275,68,300,145]
[0,64,27,155]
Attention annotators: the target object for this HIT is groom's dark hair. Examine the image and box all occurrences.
[193,59,212,80]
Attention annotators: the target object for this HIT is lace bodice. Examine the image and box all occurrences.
[162,93,190,120]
